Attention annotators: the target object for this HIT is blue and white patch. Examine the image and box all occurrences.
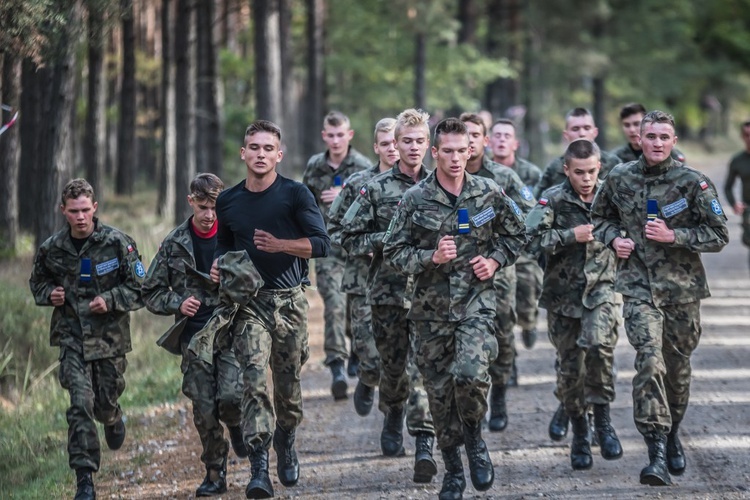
[662,198,688,218]
[96,257,119,276]
[134,260,146,278]
[710,199,723,216]
[509,199,522,216]
[471,207,496,227]
[520,186,533,201]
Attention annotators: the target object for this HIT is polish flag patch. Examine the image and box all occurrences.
[699,180,709,190]
[360,186,367,195]
[127,244,135,253]
[538,198,548,205]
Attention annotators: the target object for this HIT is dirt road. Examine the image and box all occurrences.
[99,160,750,499]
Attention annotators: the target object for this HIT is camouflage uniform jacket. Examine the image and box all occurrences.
[526,179,616,317]
[591,157,729,307]
[141,218,220,319]
[29,219,144,361]
[505,157,542,190]
[339,162,430,306]
[533,150,622,199]
[327,163,382,295]
[303,146,372,228]
[474,155,536,214]
[383,171,527,321]
[610,143,685,164]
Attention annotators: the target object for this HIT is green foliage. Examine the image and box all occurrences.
[0,0,65,60]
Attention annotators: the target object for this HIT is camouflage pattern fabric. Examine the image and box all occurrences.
[609,144,686,164]
[229,286,309,451]
[29,218,144,361]
[348,294,379,386]
[533,150,622,199]
[623,299,701,435]
[514,256,543,330]
[405,336,435,436]
[58,347,127,471]
[507,156,542,189]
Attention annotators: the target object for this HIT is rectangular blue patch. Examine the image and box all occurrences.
[471,207,495,227]
[662,198,688,218]
[96,257,119,276]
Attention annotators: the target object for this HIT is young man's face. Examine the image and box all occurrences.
[563,115,598,143]
[741,124,750,152]
[374,129,399,168]
[396,126,430,169]
[639,121,677,166]
[241,131,283,178]
[321,124,354,157]
[61,195,97,239]
[464,121,488,161]
[564,156,600,199]
[432,133,470,181]
[489,123,518,162]
[621,112,644,148]
[188,197,217,232]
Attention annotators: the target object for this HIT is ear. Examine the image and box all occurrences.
[92,201,98,212]
[240,147,245,160]
[347,129,355,140]
[431,146,438,159]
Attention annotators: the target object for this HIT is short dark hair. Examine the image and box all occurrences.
[190,173,224,203]
[323,110,350,128]
[433,118,468,147]
[565,107,592,122]
[563,139,601,166]
[61,178,95,205]
[640,110,675,133]
[620,103,647,120]
[459,112,486,136]
[490,118,516,133]
[244,120,282,143]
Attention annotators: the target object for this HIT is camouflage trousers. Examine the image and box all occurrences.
[230,286,310,450]
[489,265,518,387]
[412,312,498,449]
[547,304,617,418]
[623,299,701,436]
[349,293,379,387]
[180,340,243,469]
[371,305,434,435]
[515,256,543,330]
[314,252,350,365]
[58,346,127,471]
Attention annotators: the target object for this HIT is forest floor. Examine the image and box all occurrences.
[96,156,750,499]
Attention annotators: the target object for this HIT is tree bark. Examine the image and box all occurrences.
[196,0,223,176]
[522,0,545,166]
[457,0,478,45]
[158,0,176,220]
[85,1,107,204]
[303,0,325,159]
[485,0,520,117]
[174,0,195,224]
[253,0,282,126]
[414,31,426,110]
[116,0,136,195]
[19,59,41,232]
[0,54,21,257]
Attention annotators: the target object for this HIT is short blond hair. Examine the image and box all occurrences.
[373,117,396,141]
[395,108,430,139]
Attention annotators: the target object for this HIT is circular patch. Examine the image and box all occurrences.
[134,260,146,278]
[710,199,723,215]
[521,186,533,201]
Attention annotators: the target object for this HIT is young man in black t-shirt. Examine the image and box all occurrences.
[142,173,247,497]
[211,120,330,499]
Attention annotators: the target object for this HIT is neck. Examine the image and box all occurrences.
[245,171,277,192]
[328,149,347,168]
[494,155,514,167]
[379,161,392,173]
[579,192,595,203]
[630,142,642,152]
[398,161,422,182]
[436,171,464,196]
[191,218,217,238]
[465,155,482,174]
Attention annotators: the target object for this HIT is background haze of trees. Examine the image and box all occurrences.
[2,0,750,256]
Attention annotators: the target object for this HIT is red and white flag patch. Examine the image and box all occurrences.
[699,180,708,190]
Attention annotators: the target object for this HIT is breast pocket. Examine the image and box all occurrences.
[411,211,444,248]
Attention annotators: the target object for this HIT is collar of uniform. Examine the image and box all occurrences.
[560,178,601,207]
[56,218,104,255]
[640,155,674,175]
[391,161,428,182]
[326,146,354,167]
[421,170,479,206]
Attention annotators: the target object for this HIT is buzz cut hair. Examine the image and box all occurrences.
[433,118,468,147]
[620,103,647,120]
[563,138,601,166]
[491,118,516,133]
[565,107,593,122]
[640,110,675,133]
[61,178,95,205]
[459,112,487,136]
[244,120,282,143]
[373,117,396,141]
[190,173,224,203]
[323,110,350,129]
[394,108,430,140]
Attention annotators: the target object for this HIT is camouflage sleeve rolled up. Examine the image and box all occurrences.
[142,236,186,315]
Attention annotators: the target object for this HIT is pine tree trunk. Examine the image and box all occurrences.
[116,0,136,195]
[0,54,21,257]
[158,0,176,220]
[85,2,107,204]
[174,0,195,224]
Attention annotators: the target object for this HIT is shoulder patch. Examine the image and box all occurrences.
[360,185,367,196]
[509,199,522,216]
[127,244,135,253]
[134,260,146,278]
[699,180,709,190]
[710,199,723,215]
[538,198,548,206]
[520,186,533,201]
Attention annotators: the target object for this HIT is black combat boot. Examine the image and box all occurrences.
[347,350,360,378]
[521,328,537,349]
[380,406,406,456]
[666,423,686,476]
[196,462,227,497]
[439,446,466,500]
[272,424,300,487]
[74,468,96,500]
[488,384,508,432]
[569,414,593,470]
[352,380,375,416]
[104,416,126,450]
[593,404,623,460]
[245,447,274,499]
[329,360,348,400]
[640,433,672,486]
[548,403,569,441]
[229,425,250,458]
[413,432,438,483]
[463,423,494,491]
